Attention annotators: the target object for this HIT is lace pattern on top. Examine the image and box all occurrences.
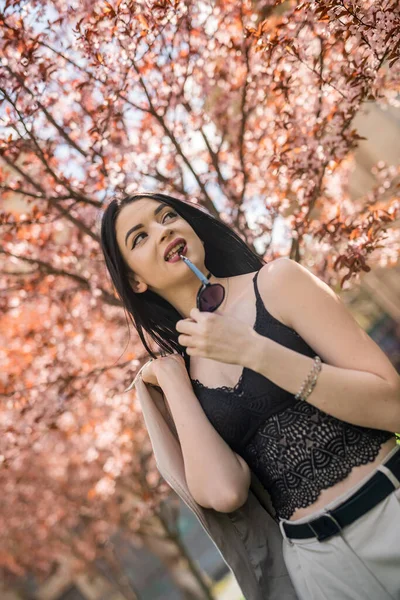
[188,269,394,520]
[191,371,246,394]
[242,399,393,520]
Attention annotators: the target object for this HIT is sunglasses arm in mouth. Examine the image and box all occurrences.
[178,254,211,286]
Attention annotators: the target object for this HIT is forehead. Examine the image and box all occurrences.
[116,198,164,233]
[117,197,163,222]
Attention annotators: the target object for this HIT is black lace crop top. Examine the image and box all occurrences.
[188,269,394,521]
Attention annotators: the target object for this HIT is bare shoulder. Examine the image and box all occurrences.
[257,257,338,328]
[257,258,400,392]
[258,257,293,279]
[230,260,294,329]
[253,258,301,328]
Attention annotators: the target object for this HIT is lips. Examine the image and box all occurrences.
[164,237,187,260]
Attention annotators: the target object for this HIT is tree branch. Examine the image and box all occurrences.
[5,66,89,158]
[0,249,120,306]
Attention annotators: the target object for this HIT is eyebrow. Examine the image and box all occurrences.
[124,203,169,247]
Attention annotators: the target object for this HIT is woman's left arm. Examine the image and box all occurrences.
[243,258,400,434]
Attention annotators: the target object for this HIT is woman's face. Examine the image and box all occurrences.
[115,198,209,317]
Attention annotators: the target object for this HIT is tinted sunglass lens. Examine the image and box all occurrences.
[198,284,225,311]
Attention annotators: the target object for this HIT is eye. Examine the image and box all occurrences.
[131,210,178,248]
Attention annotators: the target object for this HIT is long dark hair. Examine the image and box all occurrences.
[100,192,266,364]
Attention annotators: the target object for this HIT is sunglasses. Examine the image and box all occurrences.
[178,253,226,312]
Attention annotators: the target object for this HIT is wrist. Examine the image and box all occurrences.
[243,329,265,372]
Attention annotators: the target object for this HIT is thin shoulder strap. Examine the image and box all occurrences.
[252,269,261,298]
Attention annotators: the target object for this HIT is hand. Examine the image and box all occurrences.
[176,307,253,365]
[141,353,189,387]
[140,359,160,387]
[152,353,189,378]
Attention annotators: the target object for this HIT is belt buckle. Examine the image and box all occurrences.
[307,510,342,542]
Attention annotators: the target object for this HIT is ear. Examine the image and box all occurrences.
[128,274,147,294]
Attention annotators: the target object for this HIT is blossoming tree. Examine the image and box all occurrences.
[1,0,399,595]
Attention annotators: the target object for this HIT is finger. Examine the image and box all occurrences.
[176,319,197,333]
[191,307,214,323]
[178,334,193,346]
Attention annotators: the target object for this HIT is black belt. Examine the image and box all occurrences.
[282,447,400,542]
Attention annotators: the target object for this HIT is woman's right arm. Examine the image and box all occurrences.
[154,358,251,513]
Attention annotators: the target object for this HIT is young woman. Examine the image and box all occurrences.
[100,191,400,600]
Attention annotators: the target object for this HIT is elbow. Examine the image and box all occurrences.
[188,455,252,512]
[213,458,252,513]
[211,486,250,513]
[189,485,249,513]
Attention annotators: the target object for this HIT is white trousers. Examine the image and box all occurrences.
[280,444,400,600]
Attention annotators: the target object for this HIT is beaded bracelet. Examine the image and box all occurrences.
[301,369,319,401]
[295,355,322,401]
[296,356,321,401]
[299,356,321,401]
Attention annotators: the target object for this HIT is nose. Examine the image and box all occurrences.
[160,228,175,242]
[159,228,177,250]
